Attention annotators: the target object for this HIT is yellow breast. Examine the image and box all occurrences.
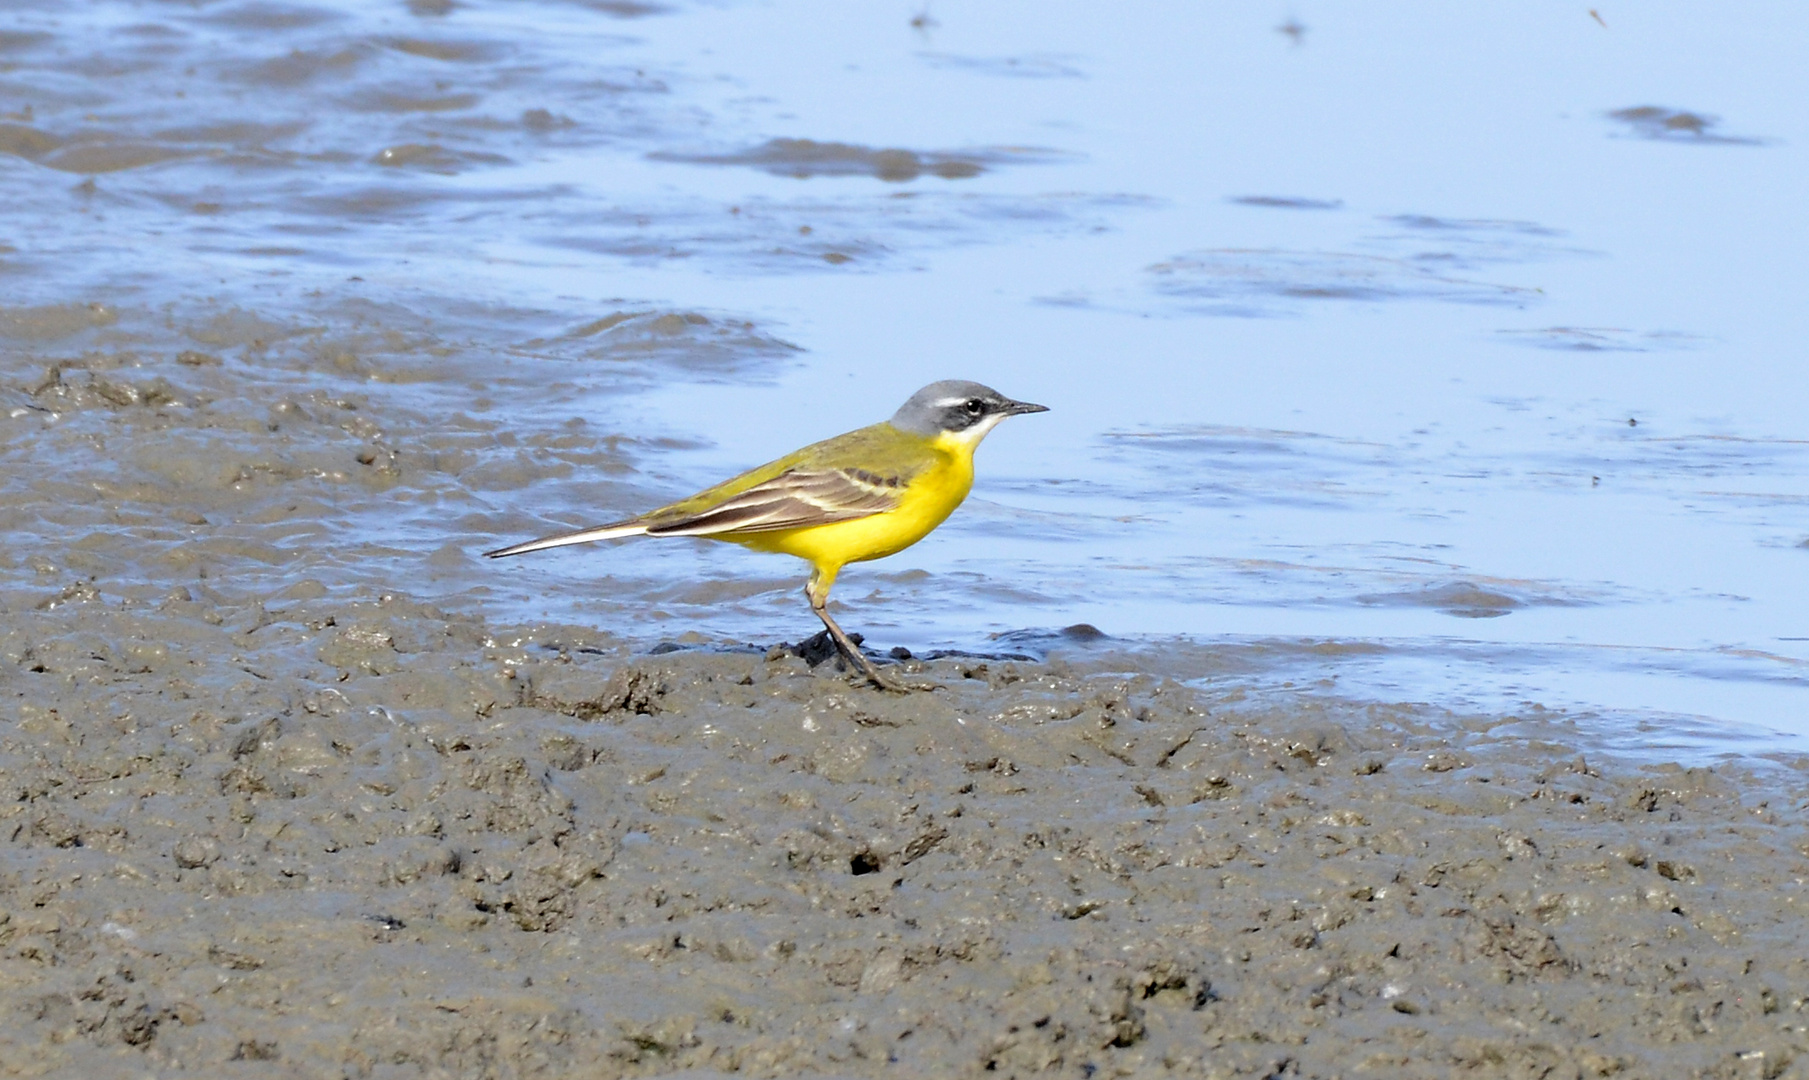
[737,434,975,571]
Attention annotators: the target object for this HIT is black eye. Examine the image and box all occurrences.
[964,399,985,416]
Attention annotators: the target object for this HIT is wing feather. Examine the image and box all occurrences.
[644,466,903,536]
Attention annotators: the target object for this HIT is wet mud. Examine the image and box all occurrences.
[5,586,1809,1077]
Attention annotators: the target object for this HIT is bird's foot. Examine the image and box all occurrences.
[778,630,918,692]
[854,661,910,693]
[839,648,932,693]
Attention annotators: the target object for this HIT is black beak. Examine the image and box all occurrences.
[1002,399,1050,416]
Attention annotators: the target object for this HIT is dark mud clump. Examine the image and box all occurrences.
[650,138,1064,182]
[1607,106,1768,146]
[3,591,1808,1076]
[1356,580,1526,619]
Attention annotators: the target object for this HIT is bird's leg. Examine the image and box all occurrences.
[806,566,902,692]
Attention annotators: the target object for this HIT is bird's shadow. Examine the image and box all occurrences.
[646,630,1035,669]
[768,630,1035,669]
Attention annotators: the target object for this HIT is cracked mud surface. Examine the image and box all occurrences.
[4,596,1808,1078]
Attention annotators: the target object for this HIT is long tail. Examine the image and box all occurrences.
[484,520,649,558]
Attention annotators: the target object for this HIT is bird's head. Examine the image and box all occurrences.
[889,380,1048,445]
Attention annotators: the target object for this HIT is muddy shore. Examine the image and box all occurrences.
[3,588,1807,1078]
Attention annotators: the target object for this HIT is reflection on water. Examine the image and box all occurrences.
[916,53,1086,80]
[1131,211,1597,315]
[1496,326,1706,353]
[1,0,1806,757]
[1148,248,1543,312]
[1229,195,1344,211]
[532,189,1150,272]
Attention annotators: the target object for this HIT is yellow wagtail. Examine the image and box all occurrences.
[486,380,1047,688]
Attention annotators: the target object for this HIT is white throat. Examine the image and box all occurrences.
[942,412,1008,447]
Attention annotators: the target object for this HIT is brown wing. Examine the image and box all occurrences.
[643,466,907,536]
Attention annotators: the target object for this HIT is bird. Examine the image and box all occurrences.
[485,380,1048,689]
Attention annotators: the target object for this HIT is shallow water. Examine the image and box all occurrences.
[3,0,1806,753]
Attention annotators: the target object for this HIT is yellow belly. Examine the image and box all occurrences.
[730,449,973,572]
